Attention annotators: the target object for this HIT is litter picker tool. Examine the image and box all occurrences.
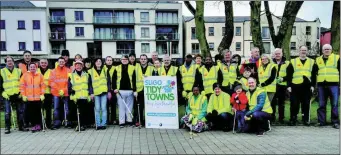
[118,92,134,119]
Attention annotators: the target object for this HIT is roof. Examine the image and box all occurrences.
[0,1,36,8]
[320,27,330,33]
[183,16,306,23]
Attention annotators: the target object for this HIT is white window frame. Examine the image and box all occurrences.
[141,43,150,53]
[140,12,149,22]
[141,27,150,38]
[236,42,241,51]
[209,42,214,51]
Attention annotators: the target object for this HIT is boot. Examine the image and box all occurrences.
[5,127,10,134]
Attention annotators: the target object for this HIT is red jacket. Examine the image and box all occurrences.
[230,92,248,111]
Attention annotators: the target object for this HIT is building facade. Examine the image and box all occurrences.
[184,14,321,58]
[0,1,48,60]
[46,1,183,60]
[320,27,331,47]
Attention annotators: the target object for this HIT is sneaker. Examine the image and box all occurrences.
[101,126,106,130]
[257,131,264,136]
[333,124,339,129]
[135,122,140,128]
[19,127,29,132]
[315,123,326,127]
[119,124,125,128]
[303,121,310,126]
[96,126,102,130]
[5,128,10,134]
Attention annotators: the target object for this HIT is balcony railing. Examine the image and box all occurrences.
[49,32,66,41]
[155,18,178,24]
[93,16,135,24]
[51,49,63,55]
[94,33,135,40]
[156,33,179,40]
[117,49,135,55]
[49,16,65,23]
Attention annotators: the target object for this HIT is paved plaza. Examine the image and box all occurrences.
[0,126,339,154]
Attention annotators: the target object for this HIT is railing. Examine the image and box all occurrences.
[49,32,66,40]
[93,33,135,40]
[155,18,178,24]
[49,16,65,23]
[117,49,135,55]
[93,16,135,24]
[156,33,179,40]
[51,49,63,55]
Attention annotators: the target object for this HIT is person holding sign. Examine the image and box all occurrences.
[206,83,233,132]
[112,55,136,128]
[181,85,208,133]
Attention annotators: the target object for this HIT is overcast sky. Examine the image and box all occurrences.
[31,1,333,28]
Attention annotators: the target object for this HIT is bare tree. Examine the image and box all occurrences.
[264,1,304,59]
[250,1,265,54]
[294,26,320,56]
[218,1,234,54]
[331,1,340,54]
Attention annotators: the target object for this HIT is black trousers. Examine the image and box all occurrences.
[85,100,95,126]
[27,101,43,126]
[271,85,286,121]
[43,94,53,127]
[133,91,145,125]
[290,84,312,122]
[107,91,117,124]
[206,111,233,130]
[76,99,87,127]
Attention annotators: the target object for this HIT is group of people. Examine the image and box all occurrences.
[0,43,339,136]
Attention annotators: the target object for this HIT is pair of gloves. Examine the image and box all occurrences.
[188,114,198,125]
[22,95,45,102]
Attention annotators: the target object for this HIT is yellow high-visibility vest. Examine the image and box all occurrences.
[200,65,219,95]
[179,64,196,91]
[70,71,89,99]
[239,77,249,91]
[37,68,51,94]
[316,53,339,83]
[258,63,276,92]
[160,65,178,76]
[136,63,154,92]
[1,68,21,96]
[207,92,232,115]
[188,95,207,121]
[275,61,289,86]
[116,64,135,90]
[89,68,108,95]
[246,88,273,114]
[221,63,238,86]
[291,57,315,84]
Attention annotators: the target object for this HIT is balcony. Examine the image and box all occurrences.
[48,16,65,24]
[49,32,66,41]
[117,49,134,55]
[93,33,135,41]
[93,16,135,24]
[51,49,63,55]
[155,18,179,25]
[156,33,179,40]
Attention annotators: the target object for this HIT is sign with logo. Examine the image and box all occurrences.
[144,76,179,129]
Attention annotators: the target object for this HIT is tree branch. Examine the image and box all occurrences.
[218,1,234,53]
[264,1,277,47]
[184,1,196,15]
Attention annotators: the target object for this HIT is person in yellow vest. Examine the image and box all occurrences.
[258,54,277,102]
[238,66,252,91]
[195,54,203,69]
[129,53,136,66]
[316,44,340,129]
[152,59,161,76]
[83,58,95,127]
[112,55,136,128]
[159,55,179,77]
[244,77,273,136]
[133,54,154,127]
[89,58,111,130]
[220,50,240,96]
[1,56,28,134]
[181,85,208,133]
[287,45,318,126]
[148,51,160,66]
[206,83,233,132]
[37,59,53,128]
[201,56,223,101]
[104,56,117,125]
[68,61,93,131]
[271,48,289,124]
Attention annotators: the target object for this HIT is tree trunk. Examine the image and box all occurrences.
[331,1,340,54]
[250,1,265,55]
[195,1,210,57]
[218,1,234,54]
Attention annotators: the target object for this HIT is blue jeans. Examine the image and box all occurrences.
[4,98,25,128]
[95,93,107,126]
[53,96,69,126]
[236,110,247,132]
[317,85,340,124]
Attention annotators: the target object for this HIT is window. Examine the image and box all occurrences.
[262,27,270,39]
[0,20,5,29]
[33,20,40,29]
[18,20,25,29]
[141,43,150,53]
[317,27,320,39]
[140,12,149,22]
[117,42,135,54]
[18,42,26,51]
[263,42,271,54]
[292,26,296,35]
[0,41,6,51]
[33,41,41,51]
[236,42,241,51]
[75,27,84,36]
[209,27,214,36]
[306,42,311,50]
[290,42,296,50]
[306,26,311,35]
[191,27,196,39]
[75,11,84,21]
[209,42,214,51]
[141,27,150,38]
[191,43,199,54]
[222,27,225,36]
[235,27,241,36]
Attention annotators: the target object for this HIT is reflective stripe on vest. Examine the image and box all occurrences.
[291,58,314,84]
[180,65,196,91]
[221,63,238,86]
[189,95,206,117]
[90,68,108,95]
[275,61,289,86]
[316,54,340,82]
[1,68,21,95]
[246,88,273,114]
[116,64,135,90]
[258,63,276,92]
[71,72,89,99]
[207,92,231,115]
[37,69,51,94]
[201,66,218,95]
[136,63,153,92]
[160,66,178,76]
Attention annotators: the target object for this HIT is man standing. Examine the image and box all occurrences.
[134,54,153,127]
[258,54,277,102]
[49,57,72,129]
[112,55,136,128]
[104,56,117,125]
[37,59,53,128]
[271,48,289,124]
[240,47,261,80]
[287,45,318,126]
[148,51,159,66]
[316,44,340,129]
[220,50,240,95]
[0,56,28,134]
[200,56,223,101]
[195,54,203,69]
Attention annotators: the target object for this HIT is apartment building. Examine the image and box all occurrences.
[0,1,48,60]
[184,14,321,58]
[46,1,183,60]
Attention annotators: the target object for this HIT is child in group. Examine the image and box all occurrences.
[238,66,252,91]
[230,85,248,133]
